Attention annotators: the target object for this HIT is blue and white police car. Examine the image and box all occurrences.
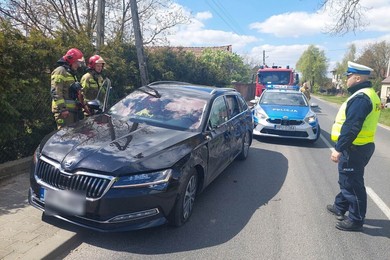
[251,85,321,142]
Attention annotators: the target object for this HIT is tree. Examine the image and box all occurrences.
[0,0,190,45]
[357,41,390,92]
[197,49,252,87]
[296,45,328,92]
[321,0,366,35]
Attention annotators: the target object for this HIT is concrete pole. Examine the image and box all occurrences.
[130,0,149,86]
[96,0,105,51]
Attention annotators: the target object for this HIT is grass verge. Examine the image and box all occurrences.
[315,94,390,127]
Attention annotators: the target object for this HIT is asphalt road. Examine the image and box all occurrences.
[57,96,390,260]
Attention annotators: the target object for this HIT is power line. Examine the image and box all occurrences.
[205,0,244,35]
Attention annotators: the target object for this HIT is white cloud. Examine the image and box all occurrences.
[365,6,390,32]
[249,44,311,68]
[167,9,258,51]
[249,12,327,38]
[195,11,212,20]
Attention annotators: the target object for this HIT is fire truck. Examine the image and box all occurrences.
[255,65,300,98]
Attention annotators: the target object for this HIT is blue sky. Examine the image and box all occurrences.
[167,0,390,73]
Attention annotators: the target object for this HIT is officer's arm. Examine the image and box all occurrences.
[335,94,372,152]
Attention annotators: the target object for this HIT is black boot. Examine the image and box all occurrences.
[326,204,345,221]
[336,219,363,232]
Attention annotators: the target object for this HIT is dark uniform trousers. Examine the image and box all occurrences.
[334,143,375,224]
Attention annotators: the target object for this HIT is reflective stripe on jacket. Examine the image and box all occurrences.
[331,88,381,145]
[80,72,104,102]
[51,66,78,112]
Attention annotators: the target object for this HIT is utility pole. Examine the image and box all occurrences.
[130,0,149,86]
[96,0,105,51]
[263,50,266,65]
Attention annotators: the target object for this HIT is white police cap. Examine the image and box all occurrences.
[345,61,373,76]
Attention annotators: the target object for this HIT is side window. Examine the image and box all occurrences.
[237,95,248,111]
[209,96,228,128]
[226,95,240,118]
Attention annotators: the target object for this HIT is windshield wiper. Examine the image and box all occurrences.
[134,85,161,98]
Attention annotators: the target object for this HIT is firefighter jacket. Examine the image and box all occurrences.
[80,70,104,102]
[50,63,79,113]
[331,82,381,151]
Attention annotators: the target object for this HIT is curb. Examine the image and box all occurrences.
[0,156,32,182]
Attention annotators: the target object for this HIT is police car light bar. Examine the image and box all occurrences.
[265,84,300,91]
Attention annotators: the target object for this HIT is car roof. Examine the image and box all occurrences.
[146,81,239,99]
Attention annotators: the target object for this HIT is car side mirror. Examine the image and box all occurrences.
[310,103,318,108]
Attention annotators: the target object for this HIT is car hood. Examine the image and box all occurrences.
[261,105,309,120]
[39,114,202,175]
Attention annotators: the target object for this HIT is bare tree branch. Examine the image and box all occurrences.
[321,0,368,35]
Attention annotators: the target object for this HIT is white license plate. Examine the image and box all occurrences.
[275,125,296,131]
[43,188,86,215]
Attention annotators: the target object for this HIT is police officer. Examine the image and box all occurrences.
[51,48,86,129]
[80,55,106,102]
[327,61,381,232]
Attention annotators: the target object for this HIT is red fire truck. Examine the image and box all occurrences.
[255,65,300,98]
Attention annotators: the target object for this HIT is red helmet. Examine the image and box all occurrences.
[88,55,105,69]
[63,48,84,65]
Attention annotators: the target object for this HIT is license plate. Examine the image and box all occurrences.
[43,188,86,215]
[275,125,296,131]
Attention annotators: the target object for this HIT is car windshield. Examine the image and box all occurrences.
[260,92,308,106]
[258,71,291,85]
[107,88,208,131]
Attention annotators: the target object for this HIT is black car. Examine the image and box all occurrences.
[28,81,253,231]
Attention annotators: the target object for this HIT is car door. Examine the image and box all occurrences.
[225,95,244,157]
[207,96,232,180]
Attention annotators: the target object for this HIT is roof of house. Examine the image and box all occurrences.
[382,76,390,84]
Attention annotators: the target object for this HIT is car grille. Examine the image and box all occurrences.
[260,129,308,137]
[267,119,303,125]
[35,158,112,199]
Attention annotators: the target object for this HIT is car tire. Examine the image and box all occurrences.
[237,130,251,160]
[168,168,198,227]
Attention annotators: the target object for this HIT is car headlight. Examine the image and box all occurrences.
[33,146,41,165]
[254,107,267,120]
[304,111,317,125]
[112,169,172,188]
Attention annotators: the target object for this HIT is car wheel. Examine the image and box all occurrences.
[237,130,251,160]
[168,168,198,227]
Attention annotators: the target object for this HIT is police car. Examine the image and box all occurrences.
[251,85,321,142]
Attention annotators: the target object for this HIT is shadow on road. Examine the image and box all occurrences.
[45,146,289,255]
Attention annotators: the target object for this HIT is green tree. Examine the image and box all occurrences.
[197,49,251,87]
[0,21,59,161]
[296,45,328,92]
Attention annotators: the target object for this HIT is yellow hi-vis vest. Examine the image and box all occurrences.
[331,88,381,145]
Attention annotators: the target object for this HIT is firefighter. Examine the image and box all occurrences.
[300,82,311,101]
[51,48,88,129]
[327,61,381,232]
[81,55,106,103]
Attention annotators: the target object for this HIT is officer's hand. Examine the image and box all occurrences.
[61,110,70,118]
[331,150,341,163]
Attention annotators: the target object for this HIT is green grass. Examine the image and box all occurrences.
[315,94,390,127]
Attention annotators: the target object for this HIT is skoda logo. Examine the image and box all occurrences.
[64,160,74,168]
[283,116,289,120]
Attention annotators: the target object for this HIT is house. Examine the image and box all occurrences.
[380,76,390,104]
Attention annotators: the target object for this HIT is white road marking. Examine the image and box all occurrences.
[320,134,390,220]
[366,187,390,220]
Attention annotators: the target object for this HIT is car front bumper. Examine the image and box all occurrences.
[28,178,178,232]
[253,118,319,140]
